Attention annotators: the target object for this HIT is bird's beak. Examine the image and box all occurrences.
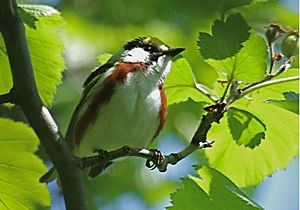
[164,48,185,57]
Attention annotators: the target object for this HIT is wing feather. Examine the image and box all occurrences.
[65,63,113,148]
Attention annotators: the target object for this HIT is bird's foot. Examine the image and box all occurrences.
[145,149,165,170]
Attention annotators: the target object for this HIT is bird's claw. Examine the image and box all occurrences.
[145,149,165,170]
[199,140,214,148]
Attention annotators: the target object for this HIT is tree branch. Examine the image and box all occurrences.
[0,92,12,104]
[80,103,226,173]
[0,1,87,210]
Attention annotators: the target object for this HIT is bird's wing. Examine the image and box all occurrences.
[65,47,124,148]
[65,63,113,148]
[83,63,114,88]
[83,49,123,88]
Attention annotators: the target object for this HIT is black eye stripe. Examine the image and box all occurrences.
[142,44,159,53]
[124,38,160,53]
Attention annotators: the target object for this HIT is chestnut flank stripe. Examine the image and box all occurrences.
[74,62,149,147]
[153,83,167,139]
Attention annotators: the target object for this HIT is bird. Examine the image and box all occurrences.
[40,36,184,182]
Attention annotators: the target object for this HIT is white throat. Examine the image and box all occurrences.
[121,47,173,85]
[121,47,150,63]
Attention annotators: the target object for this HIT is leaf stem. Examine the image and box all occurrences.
[220,56,237,102]
[195,83,219,102]
[240,57,294,93]
[237,76,299,99]
[268,42,275,74]
[219,76,232,102]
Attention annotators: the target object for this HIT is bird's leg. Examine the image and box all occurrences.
[145,149,165,170]
[87,149,113,178]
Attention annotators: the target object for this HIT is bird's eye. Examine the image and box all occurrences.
[144,44,159,53]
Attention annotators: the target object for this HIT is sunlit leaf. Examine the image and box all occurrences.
[19,8,38,29]
[217,0,253,14]
[205,70,299,187]
[96,53,112,65]
[198,13,250,60]
[168,178,214,210]
[216,0,274,14]
[168,166,262,210]
[166,56,210,105]
[227,107,266,148]
[19,5,60,29]
[0,5,65,107]
[0,118,50,209]
[252,0,275,3]
[206,32,267,82]
[266,91,299,114]
[0,40,11,94]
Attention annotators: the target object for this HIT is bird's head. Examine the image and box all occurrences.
[121,36,185,63]
[120,36,185,81]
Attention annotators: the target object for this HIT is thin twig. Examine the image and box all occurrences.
[156,140,214,172]
[268,42,275,74]
[237,76,299,99]
[195,83,219,102]
[219,77,232,102]
[240,57,294,93]
[219,56,237,103]
[80,146,159,169]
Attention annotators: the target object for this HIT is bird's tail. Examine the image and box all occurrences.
[39,167,58,183]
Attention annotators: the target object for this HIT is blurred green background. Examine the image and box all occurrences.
[18,0,298,209]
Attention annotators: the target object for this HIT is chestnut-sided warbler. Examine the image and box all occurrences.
[40,37,184,182]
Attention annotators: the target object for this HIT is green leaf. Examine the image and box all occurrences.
[252,0,275,3]
[227,107,266,148]
[168,178,215,210]
[0,118,50,209]
[19,8,38,29]
[217,0,253,14]
[165,56,210,105]
[205,69,299,187]
[198,13,250,60]
[20,5,60,18]
[0,40,12,94]
[0,5,65,107]
[206,32,267,82]
[168,166,262,210]
[216,0,273,13]
[266,91,299,114]
[19,5,60,29]
[96,53,112,65]
[26,11,65,107]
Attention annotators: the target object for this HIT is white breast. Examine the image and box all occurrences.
[74,71,162,157]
